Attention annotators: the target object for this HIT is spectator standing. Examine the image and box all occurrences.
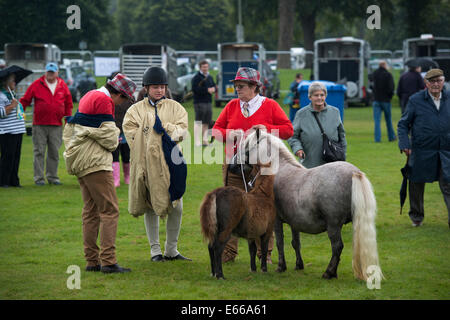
[20,62,73,186]
[63,73,136,273]
[397,65,425,115]
[372,61,396,143]
[288,81,347,168]
[192,60,216,147]
[108,72,132,188]
[0,73,26,187]
[288,73,303,122]
[397,69,450,227]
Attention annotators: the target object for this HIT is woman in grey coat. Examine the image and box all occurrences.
[288,81,346,168]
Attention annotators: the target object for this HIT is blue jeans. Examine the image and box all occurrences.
[289,106,299,123]
[373,101,396,142]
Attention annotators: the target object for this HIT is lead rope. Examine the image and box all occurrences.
[247,169,260,189]
[237,132,248,193]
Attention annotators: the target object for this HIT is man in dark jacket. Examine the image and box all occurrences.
[192,60,216,146]
[397,65,425,115]
[372,61,396,142]
[397,68,450,227]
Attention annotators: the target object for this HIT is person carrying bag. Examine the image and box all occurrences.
[288,81,347,168]
[313,111,346,162]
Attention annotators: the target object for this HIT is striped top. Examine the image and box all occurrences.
[0,90,26,134]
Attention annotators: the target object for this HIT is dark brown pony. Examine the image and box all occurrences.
[200,163,276,279]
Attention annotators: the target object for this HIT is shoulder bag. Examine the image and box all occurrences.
[312,112,346,162]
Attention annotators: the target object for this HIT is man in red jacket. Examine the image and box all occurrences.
[20,62,73,186]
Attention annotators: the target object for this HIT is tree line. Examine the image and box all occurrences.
[1,0,449,64]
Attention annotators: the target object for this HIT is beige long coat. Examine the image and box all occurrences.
[123,98,188,218]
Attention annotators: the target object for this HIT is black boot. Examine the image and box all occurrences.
[101,264,131,273]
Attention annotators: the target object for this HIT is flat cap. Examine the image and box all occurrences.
[424,68,444,80]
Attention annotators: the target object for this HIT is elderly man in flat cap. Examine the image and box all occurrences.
[398,69,450,228]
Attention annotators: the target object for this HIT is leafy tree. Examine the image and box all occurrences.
[277,0,297,68]
[116,0,234,50]
[0,0,114,50]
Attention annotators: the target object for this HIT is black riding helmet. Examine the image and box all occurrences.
[142,66,168,86]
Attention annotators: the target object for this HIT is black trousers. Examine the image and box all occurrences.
[112,143,130,163]
[0,133,23,187]
[409,169,450,224]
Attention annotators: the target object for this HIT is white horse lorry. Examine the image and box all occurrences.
[314,37,371,105]
[403,34,450,89]
[120,43,194,101]
[4,43,62,135]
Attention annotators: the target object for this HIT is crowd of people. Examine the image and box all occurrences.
[0,61,448,274]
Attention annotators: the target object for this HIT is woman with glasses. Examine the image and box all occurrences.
[212,67,293,264]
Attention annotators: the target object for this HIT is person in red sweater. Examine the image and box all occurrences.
[212,67,293,263]
[20,63,73,186]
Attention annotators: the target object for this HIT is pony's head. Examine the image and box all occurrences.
[228,128,280,175]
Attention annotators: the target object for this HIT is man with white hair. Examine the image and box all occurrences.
[398,68,450,227]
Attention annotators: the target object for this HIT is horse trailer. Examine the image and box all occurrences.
[119,43,189,100]
[4,43,62,135]
[403,34,450,88]
[215,42,266,107]
[314,37,371,105]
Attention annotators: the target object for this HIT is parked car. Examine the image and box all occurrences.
[390,60,404,70]
[175,62,195,101]
[267,59,277,70]
[260,61,280,99]
[59,65,97,102]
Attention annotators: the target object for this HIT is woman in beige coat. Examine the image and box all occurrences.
[123,67,190,262]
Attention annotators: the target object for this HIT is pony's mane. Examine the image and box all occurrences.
[246,130,304,169]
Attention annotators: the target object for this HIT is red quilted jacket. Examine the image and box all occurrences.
[20,76,73,126]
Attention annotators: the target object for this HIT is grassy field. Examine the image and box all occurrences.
[0,70,449,300]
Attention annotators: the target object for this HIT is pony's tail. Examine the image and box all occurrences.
[200,191,217,244]
[351,171,384,281]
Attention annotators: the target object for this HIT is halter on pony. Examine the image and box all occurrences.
[227,129,261,193]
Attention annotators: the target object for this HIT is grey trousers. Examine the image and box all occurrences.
[144,200,183,258]
[409,169,450,224]
[32,125,62,183]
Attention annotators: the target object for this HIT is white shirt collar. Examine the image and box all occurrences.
[428,90,442,110]
[97,86,111,98]
[240,94,266,117]
[428,90,441,101]
[45,79,58,95]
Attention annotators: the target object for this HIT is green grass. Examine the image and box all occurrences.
[0,70,449,300]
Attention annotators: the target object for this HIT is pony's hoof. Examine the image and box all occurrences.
[322,271,337,279]
[261,268,267,273]
[276,266,286,273]
[295,264,304,270]
[216,275,225,280]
